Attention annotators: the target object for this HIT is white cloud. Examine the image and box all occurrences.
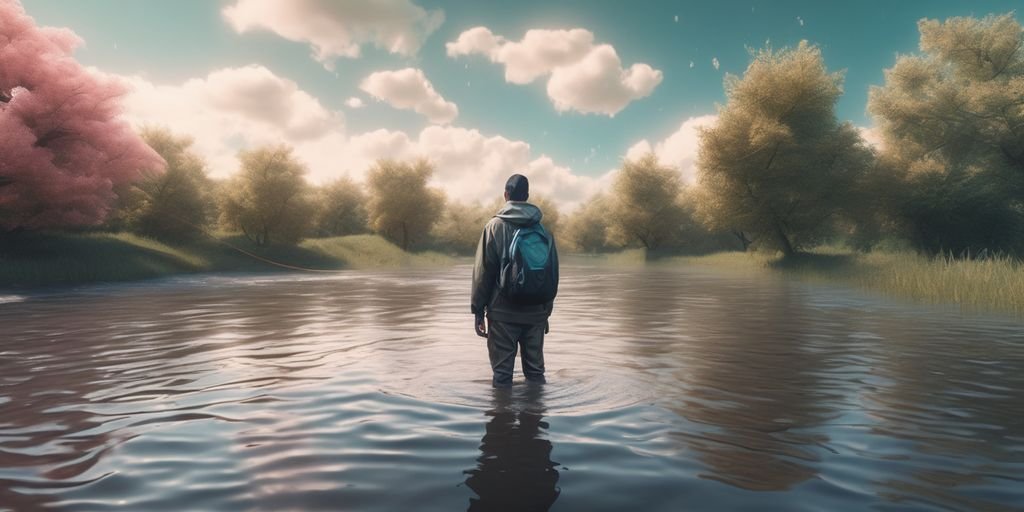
[107,65,341,177]
[857,126,884,150]
[625,115,718,184]
[222,0,444,69]
[547,44,662,116]
[345,97,365,109]
[359,68,458,124]
[200,66,336,139]
[340,126,603,209]
[447,27,662,116]
[107,66,597,209]
[712,57,720,70]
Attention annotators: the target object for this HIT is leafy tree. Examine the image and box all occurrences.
[674,187,742,254]
[431,201,491,254]
[562,194,613,253]
[606,154,687,250]
[697,42,872,257]
[0,1,162,230]
[868,13,1024,255]
[219,145,315,246]
[365,159,444,251]
[315,177,368,237]
[529,195,562,237]
[107,128,214,242]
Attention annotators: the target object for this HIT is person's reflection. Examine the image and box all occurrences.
[463,385,560,511]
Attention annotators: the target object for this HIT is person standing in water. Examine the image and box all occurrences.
[471,174,559,388]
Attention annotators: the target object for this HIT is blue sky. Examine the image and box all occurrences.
[19,0,1023,206]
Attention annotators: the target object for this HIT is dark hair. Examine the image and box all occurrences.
[505,174,529,201]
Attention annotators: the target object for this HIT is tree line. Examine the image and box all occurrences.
[103,129,493,254]
[3,9,1022,259]
[567,13,1024,258]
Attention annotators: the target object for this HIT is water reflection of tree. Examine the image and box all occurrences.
[463,386,560,512]
[616,270,837,491]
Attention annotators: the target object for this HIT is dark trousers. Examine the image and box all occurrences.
[487,320,546,387]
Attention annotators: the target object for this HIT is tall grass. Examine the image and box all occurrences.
[850,251,1023,314]
[676,249,1024,315]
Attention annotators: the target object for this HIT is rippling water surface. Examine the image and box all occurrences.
[1,263,1023,511]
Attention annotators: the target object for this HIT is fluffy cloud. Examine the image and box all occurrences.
[338,126,603,208]
[222,0,444,68]
[109,66,597,208]
[626,115,717,183]
[345,97,364,109]
[110,65,341,176]
[360,68,458,124]
[547,45,663,116]
[447,27,662,116]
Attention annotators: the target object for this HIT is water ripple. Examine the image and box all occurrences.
[0,265,1022,510]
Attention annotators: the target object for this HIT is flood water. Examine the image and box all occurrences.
[1,263,1023,511]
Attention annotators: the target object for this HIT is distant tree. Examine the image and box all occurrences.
[314,177,368,237]
[562,194,613,253]
[431,201,491,254]
[868,13,1024,255]
[0,1,162,230]
[606,154,687,250]
[529,195,562,236]
[697,42,872,257]
[674,187,742,254]
[365,159,444,251]
[219,145,315,246]
[107,128,214,242]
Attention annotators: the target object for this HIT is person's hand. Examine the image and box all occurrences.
[475,314,488,338]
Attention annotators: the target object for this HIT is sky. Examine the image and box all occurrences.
[18,0,1023,208]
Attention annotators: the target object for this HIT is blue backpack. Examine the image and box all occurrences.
[499,223,557,305]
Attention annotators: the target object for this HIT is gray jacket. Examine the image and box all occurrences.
[471,201,558,325]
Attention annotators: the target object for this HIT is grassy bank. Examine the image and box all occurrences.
[674,248,1024,315]
[0,232,453,288]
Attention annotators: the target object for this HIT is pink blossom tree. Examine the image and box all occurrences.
[0,0,162,230]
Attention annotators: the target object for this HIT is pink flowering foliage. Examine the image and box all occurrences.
[0,0,163,230]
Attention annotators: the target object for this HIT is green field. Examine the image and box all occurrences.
[0,232,453,288]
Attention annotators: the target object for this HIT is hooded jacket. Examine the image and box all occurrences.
[471,201,559,325]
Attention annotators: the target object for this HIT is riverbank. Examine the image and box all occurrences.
[674,249,1024,315]
[0,232,453,288]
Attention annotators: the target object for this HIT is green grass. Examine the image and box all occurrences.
[0,232,454,288]
[301,235,453,268]
[675,248,1024,315]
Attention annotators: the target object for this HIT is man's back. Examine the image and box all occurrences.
[471,201,558,326]
[471,174,559,387]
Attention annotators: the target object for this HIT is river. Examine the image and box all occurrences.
[1,263,1022,511]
